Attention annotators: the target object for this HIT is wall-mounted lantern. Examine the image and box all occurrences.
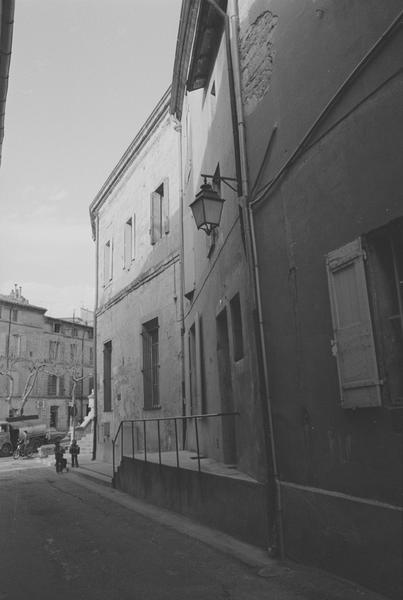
[190,174,238,236]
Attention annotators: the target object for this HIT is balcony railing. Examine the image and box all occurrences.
[112,411,240,484]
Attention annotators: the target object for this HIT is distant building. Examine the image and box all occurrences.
[89,88,182,463]
[0,285,94,430]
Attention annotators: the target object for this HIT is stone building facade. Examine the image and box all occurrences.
[89,89,182,463]
[0,287,94,430]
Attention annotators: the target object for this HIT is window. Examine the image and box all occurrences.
[54,323,61,333]
[124,215,136,269]
[142,318,159,409]
[150,180,169,244]
[12,309,18,322]
[0,306,2,319]
[326,220,403,408]
[49,341,59,361]
[104,239,113,284]
[88,329,94,340]
[70,343,77,362]
[102,422,110,438]
[89,347,93,364]
[230,293,244,361]
[103,340,112,412]
[188,314,205,414]
[89,376,94,393]
[50,406,58,428]
[72,328,78,338]
[10,334,22,358]
[47,375,57,396]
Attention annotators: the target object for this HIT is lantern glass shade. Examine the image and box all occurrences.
[190,182,225,235]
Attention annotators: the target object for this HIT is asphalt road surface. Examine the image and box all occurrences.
[0,457,386,600]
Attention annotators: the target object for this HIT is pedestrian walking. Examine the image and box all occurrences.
[54,440,65,473]
[69,439,80,467]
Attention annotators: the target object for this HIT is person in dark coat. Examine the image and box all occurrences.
[69,439,80,467]
[54,441,64,473]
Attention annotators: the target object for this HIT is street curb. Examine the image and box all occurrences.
[68,472,388,600]
[70,467,111,488]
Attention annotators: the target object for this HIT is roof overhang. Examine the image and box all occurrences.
[170,0,227,120]
[0,0,15,167]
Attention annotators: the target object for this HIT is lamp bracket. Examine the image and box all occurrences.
[200,173,238,193]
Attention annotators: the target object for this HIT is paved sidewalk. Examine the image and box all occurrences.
[65,455,389,600]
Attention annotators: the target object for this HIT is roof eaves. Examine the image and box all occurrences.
[170,0,201,121]
[89,87,171,239]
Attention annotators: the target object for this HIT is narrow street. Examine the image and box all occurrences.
[0,457,387,600]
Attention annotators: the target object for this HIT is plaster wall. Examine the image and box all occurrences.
[239,1,403,594]
[94,105,182,463]
[181,35,267,482]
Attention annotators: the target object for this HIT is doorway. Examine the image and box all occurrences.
[216,308,237,464]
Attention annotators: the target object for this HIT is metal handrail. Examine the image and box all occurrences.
[112,411,240,482]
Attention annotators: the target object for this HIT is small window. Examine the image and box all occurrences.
[102,422,110,438]
[142,318,159,409]
[70,343,77,361]
[88,329,94,340]
[230,293,244,361]
[150,180,169,244]
[89,347,93,364]
[0,306,2,319]
[12,309,18,322]
[72,328,78,338]
[89,376,94,393]
[54,323,61,333]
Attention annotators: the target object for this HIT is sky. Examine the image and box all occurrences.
[0,0,182,318]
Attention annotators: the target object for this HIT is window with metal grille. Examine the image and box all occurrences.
[142,318,159,409]
[50,406,58,428]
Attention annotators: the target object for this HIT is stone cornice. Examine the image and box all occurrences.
[89,87,171,238]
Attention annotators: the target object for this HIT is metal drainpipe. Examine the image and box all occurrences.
[229,0,285,558]
[172,115,187,449]
[92,214,99,461]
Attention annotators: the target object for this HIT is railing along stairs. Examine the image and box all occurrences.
[112,411,239,486]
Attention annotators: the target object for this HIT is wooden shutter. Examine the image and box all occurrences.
[326,238,382,408]
[104,242,110,284]
[132,213,136,260]
[150,192,160,244]
[110,239,114,280]
[163,178,170,234]
[124,219,132,269]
